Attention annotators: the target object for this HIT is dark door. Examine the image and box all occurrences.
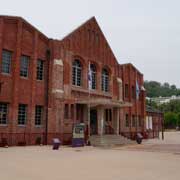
[90,109,97,135]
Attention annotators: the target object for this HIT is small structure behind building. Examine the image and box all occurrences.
[145,106,164,139]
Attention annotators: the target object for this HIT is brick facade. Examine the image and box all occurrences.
[0,15,147,146]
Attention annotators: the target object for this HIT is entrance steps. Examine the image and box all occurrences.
[90,135,135,147]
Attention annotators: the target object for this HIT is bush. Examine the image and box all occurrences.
[164,112,177,129]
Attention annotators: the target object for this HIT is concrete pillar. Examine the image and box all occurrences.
[117,78,123,101]
[83,105,88,125]
[112,108,120,135]
[97,106,104,136]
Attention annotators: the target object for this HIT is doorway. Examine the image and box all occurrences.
[90,109,98,135]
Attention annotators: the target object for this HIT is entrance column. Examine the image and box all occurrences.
[113,108,120,135]
[116,108,120,135]
[97,106,104,136]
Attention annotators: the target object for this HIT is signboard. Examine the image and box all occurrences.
[72,123,85,147]
[73,123,85,139]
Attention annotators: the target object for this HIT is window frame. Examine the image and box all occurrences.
[125,114,129,127]
[90,64,97,90]
[72,59,82,87]
[18,104,27,126]
[0,103,8,125]
[132,86,136,99]
[101,68,109,92]
[35,105,43,126]
[132,115,136,127]
[20,55,30,78]
[64,104,69,119]
[36,59,44,80]
[1,49,12,74]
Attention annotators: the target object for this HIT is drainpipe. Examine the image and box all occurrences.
[45,48,51,145]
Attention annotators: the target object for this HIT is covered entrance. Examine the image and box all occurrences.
[74,98,132,136]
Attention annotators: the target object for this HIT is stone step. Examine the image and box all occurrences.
[90,135,135,147]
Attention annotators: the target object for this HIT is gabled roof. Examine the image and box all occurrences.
[0,15,49,40]
[120,63,143,76]
[62,16,118,64]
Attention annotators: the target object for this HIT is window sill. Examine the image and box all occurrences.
[17,125,26,127]
[36,80,44,83]
[0,124,8,127]
[71,86,112,97]
[1,73,11,77]
[35,125,43,128]
[20,76,29,80]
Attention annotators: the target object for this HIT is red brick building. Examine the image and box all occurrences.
[0,15,147,146]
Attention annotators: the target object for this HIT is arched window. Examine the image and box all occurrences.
[101,68,109,92]
[72,59,82,86]
[89,64,96,90]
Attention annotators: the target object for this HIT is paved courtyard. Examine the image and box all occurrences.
[0,131,180,180]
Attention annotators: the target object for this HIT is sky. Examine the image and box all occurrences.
[0,0,180,87]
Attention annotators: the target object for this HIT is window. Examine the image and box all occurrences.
[37,59,44,80]
[132,115,136,127]
[72,59,82,86]
[89,64,96,89]
[35,106,43,126]
[102,68,109,92]
[64,104,69,119]
[0,103,8,125]
[2,50,12,74]
[132,86,136,99]
[125,84,129,98]
[20,55,29,77]
[125,114,129,127]
[18,104,27,125]
[138,115,142,127]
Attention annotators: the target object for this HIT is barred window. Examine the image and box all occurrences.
[101,68,109,92]
[90,64,96,90]
[35,105,43,126]
[2,50,12,74]
[37,59,44,80]
[18,104,27,125]
[72,59,82,86]
[132,115,136,127]
[125,114,129,127]
[0,103,8,124]
[20,55,29,77]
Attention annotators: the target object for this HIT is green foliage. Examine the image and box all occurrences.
[149,100,180,129]
[164,112,177,128]
[144,81,180,98]
[159,100,180,113]
[177,112,180,127]
[146,99,158,109]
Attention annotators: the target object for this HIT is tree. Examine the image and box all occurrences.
[163,82,170,89]
[164,112,177,129]
[177,112,180,127]
[144,80,180,97]
[171,85,177,90]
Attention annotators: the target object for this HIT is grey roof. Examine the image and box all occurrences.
[146,105,163,114]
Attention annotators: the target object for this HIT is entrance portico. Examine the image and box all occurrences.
[75,98,132,136]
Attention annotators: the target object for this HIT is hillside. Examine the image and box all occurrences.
[144,81,180,98]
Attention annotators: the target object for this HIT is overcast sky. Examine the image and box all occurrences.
[1,0,180,87]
